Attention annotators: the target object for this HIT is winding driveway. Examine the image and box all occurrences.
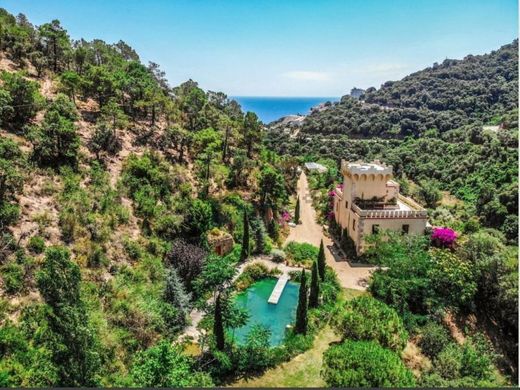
[285,172,374,291]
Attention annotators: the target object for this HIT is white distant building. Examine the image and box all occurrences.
[333,160,428,254]
[304,162,327,173]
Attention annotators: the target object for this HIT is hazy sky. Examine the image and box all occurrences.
[2,0,518,96]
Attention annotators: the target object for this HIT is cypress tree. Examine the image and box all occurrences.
[240,209,250,261]
[294,196,300,224]
[317,239,326,280]
[267,218,280,242]
[252,217,267,255]
[294,268,308,334]
[214,293,225,351]
[309,260,320,308]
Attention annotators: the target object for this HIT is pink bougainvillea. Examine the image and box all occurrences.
[328,190,336,198]
[327,211,335,220]
[337,183,344,190]
[431,227,457,248]
[281,210,292,222]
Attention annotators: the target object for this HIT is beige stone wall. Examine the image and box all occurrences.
[358,217,427,252]
[350,174,391,200]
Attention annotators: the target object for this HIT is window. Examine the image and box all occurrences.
[372,224,380,234]
[345,200,349,209]
[352,219,356,231]
[402,224,410,234]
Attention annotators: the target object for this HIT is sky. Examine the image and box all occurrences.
[1,0,518,96]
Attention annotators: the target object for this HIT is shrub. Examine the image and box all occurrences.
[130,341,213,387]
[28,236,45,254]
[321,340,416,387]
[432,336,495,383]
[1,262,24,294]
[336,295,408,352]
[431,227,457,248]
[284,241,318,266]
[234,262,280,290]
[123,239,143,261]
[418,321,451,359]
[320,267,342,305]
[235,324,274,373]
[271,249,286,263]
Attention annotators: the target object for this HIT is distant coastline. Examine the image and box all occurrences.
[232,96,339,123]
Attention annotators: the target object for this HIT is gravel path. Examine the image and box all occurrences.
[285,172,375,291]
[180,172,374,343]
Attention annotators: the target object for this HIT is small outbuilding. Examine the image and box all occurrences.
[207,228,234,256]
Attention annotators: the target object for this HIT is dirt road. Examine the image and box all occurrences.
[285,172,374,290]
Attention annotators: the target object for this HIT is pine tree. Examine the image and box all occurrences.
[294,196,300,224]
[317,239,326,280]
[214,293,225,351]
[309,260,320,308]
[240,209,250,262]
[163,268,191,328]
[295,268,308,334]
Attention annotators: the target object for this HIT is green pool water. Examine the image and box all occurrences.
[233,278,300,346]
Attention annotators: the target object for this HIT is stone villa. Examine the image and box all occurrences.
[333,160,428,254]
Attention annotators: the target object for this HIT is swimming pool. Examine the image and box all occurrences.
[233,278,300,346]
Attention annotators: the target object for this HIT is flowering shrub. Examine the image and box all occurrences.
[328,190,336,198]
[327,211,335,220]
[431,227,457,248]
[281,210,292,222]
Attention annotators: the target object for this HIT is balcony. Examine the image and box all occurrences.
[351,194,427,219]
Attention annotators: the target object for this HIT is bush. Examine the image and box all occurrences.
[432,336,495,383]
[234,262,280,291]
[1,262,24,294]
[418,321,451,359]
[270,249,286,263]
[321,340,416,387]
[235,324,274,373]
[284,241,318,267]
[123,239,143,261]
[320,267,342,305]
[28,236,45,254]
[336,295,408,352]
[130,341,213,387]
[431,227,457,248]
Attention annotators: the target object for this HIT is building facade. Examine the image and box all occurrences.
[333,160,428,254]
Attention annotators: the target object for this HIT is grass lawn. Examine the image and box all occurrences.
[229,288,365,388]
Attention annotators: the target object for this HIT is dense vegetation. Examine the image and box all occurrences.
[0,8,301,387]
[0,7,517,389]
[268,39,518,387]
[298,40,517,138]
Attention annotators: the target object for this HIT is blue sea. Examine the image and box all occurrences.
[231,96,339,124]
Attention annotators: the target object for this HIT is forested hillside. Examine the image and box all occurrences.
[266,39,519,383]
[300,40,518,138]
[267,41,518,242]
[0,7,518,389]
[0,9,298,386]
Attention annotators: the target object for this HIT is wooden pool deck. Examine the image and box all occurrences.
[268,275,290,304]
